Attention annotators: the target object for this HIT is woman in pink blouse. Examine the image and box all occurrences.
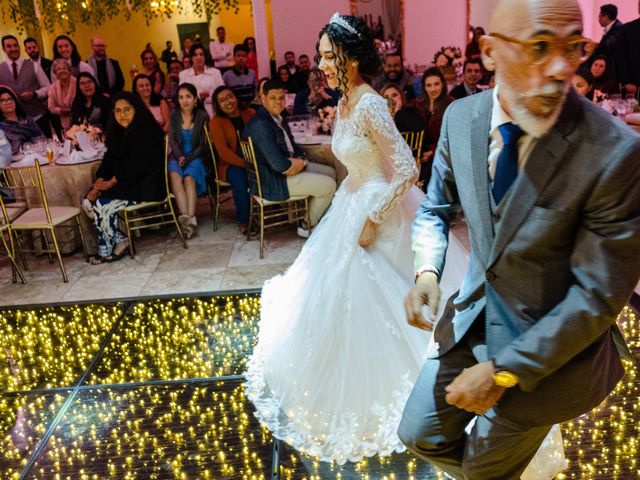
[48,59,76,136]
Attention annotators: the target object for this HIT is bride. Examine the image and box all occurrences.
[245,13,428,465]
[245,12,565,478]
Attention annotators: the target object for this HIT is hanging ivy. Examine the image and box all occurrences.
[1,0,241,34]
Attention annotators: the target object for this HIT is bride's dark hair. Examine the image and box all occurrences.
[315,15,382,103]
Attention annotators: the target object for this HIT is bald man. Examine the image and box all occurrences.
[400,0,640,478]
[87,36,124,96]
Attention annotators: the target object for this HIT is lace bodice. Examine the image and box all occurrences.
[332,92,418,224]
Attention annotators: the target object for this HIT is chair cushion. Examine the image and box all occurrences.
[253,194,309,206]
[12,207,80,229]
[122,199,169,212]
[1,205,26,224]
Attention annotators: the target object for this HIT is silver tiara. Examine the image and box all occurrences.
[330,12,360,37]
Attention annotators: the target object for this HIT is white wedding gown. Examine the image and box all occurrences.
[244,92,566,477]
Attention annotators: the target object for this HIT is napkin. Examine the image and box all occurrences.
[10,153,47,168]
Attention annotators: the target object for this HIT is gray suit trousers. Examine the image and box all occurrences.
[398,317,551,480]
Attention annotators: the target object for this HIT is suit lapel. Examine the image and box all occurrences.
[488,90,583,266]
[469,92,494,267]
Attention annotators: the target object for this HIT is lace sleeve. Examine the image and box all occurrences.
[362,94,419,224]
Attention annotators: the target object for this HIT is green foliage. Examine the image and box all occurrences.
[1,0,241,34]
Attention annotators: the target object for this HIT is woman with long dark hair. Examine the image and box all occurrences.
[133,73,170,133]
[168,82,210,239]
[52,35,94,80]
[0,86,43,154]
[70,72,111,129]
[209,85,255,233]
[245,13,429,464]
[85,91,165,264]
[412,67,453,187]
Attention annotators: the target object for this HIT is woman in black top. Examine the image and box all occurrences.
[85,91,165,264]
[380,84,424,133]
[71,72,111,129]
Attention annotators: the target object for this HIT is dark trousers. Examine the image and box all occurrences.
[226,165,249,225]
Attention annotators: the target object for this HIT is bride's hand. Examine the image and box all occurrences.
[358,218,377,248]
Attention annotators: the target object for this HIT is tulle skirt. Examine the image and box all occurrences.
[245,177,430,464]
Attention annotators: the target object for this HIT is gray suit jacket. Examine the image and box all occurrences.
[413,89,640,426]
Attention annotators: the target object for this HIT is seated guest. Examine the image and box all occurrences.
[590,54,618,98]
[243,80,336,237]
[47,59,76,135]
[465,26,485,60]
[52,35,94,80]
[572,67,595,100]
[71,72,111,129]
[449,59,483,99]
[133,74,170,133]
[411,67,453,189]
[0,87,44,154]
[277,66,297,93]
[178,44,224,118]
[292,54,312,93]
[139,48,166,97]
[222,44,257,108]
[0,129,12,168]
[168,83,210,239]
[209,86,256,234]
[293,69,340,115]
[249,77,270,111]
[381,84,423,133]
[85,91,165,264]
[373,53,416,101]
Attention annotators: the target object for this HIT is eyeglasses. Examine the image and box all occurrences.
[0,98,15,104]
[218,95,236,103]
[489,32,589,65]
[114,107,133,115]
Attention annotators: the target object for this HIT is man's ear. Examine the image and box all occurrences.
[479,35,496,72]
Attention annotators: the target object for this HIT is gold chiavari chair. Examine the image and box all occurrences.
[203,126,232,231]
[119,136,188,259]
[401,130,425,166]
[0,195,27,284]
[3,161,88,283]
[239,136,311,259]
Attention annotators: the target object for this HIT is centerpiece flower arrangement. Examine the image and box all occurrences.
[316,106,337,135]
[65,123,102,146]
[433,45,464,83]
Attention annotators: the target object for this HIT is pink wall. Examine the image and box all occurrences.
[271,0,351,67]
[404,0,468,67]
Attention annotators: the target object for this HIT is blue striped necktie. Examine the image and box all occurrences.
[492,122,524,204]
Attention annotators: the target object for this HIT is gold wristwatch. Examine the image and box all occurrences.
[492,360,519,388]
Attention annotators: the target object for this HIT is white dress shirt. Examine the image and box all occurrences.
[209,41,234,68]
[178,66,225,117]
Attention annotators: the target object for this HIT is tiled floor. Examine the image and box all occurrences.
[0,200,304,306]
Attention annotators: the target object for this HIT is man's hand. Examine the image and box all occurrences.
[178,155,186,167]
[94,176,116,191]
[358,218,377,248]
[624,84,637,94]
[445,361,505,414]
[283,157,306,176]
[405,272,439,331]
[19,91,35,102]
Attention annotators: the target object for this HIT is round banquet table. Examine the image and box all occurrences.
[298,136,348,186]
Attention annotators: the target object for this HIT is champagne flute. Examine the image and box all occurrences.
[45,141,55,165]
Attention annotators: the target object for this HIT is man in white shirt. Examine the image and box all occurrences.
[209,26,233,72]
[0,35,51,135]
[23,37,52,81]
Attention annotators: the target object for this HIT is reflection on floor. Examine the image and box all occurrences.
[1,294,638,479]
